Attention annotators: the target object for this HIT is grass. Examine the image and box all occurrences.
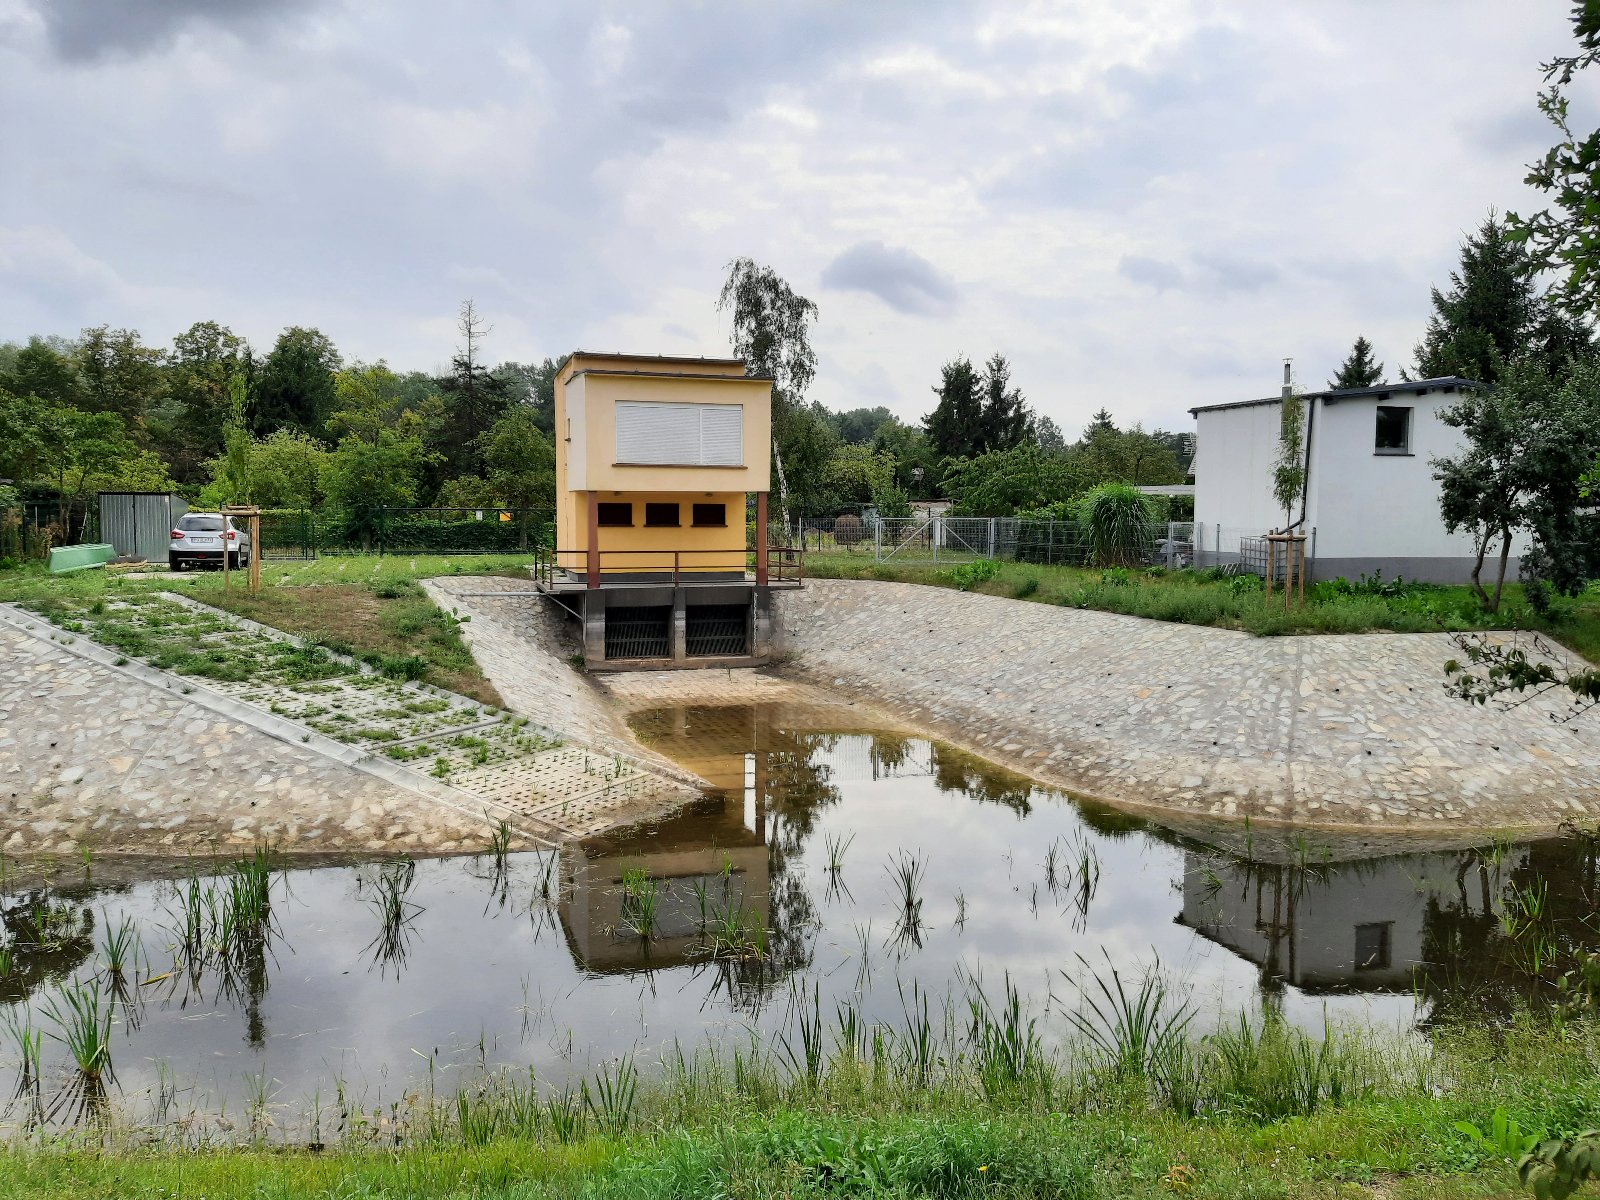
[0,555,524,704]
[805,554,1600,661]
[3,1010,1600,1197]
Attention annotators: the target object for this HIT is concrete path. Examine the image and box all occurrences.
[775,580,1600,833]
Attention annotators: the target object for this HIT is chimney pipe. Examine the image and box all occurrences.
[1281,358,1293,398]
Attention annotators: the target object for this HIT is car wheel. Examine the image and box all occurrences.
[168,554,180,571]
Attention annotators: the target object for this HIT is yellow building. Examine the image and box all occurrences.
[535,351,799,668]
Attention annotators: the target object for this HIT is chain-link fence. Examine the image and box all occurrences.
[253,507,555,557]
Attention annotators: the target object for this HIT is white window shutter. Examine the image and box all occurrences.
[616,401,743,466]
[698,404,743,465]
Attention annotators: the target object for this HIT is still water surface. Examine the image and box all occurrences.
[2,700,1594,1131]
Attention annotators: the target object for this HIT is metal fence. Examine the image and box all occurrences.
[0,499,97,562]
[253,507,555,558]
[796,514,1201,569]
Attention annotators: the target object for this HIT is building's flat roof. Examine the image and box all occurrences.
[567,368,772,383]
[569,350,747,367]
[1188,376,1478,417]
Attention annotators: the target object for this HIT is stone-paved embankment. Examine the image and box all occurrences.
[0,624,492,855]
[775,580,1600,833]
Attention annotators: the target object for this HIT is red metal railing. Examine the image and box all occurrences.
[532,546,804,590]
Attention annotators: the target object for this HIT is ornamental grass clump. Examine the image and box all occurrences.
[1077,484,1156,568]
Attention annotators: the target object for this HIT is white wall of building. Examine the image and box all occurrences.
[1192,401,1287,544]
[1193,383,1528,584]
[1309,390,1530,565]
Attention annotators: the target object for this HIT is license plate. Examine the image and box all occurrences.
[188,537,219,546]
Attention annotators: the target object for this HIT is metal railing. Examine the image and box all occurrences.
[532,546,804,590]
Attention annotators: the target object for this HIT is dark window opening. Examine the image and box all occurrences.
[1375,406,1411,454]
[178,515,225,532]
[1354,922,1392,970]
[691,503,727,527]
[597,502,633,527]
[644,502,680,528]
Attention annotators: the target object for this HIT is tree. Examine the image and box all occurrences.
[1029,414,1067,452]
[433,301,511,485]
[479,407,556,548]
[978,354,1030,453]
[821,443,896,508]
[1272,389,1307,529]
[2,337,83,408]
[925,357,984,459]
[252,326,341,436]
[1433,356,1600,613]
[1072,415,1187,487]
[1410,211,1589,386]
[76,325,164,431]
[1509,2,1600,317]
[198,428,328,509]
[1328,337,1385,389]
[871,417,937,495]
[942,443,1086,516]
[160,321,248,483]
[827,405,894,445]
[492,356,566,436]
[324,364,440,545]
[717,258,824,520]
[217,372,253,506]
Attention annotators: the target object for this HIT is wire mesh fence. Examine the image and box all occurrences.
[253,507,555,557]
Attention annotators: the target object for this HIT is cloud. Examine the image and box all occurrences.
[1119,255,1186,291]
[25,0,321,61]
[821,241,959,316]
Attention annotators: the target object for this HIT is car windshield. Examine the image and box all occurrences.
[178,516,225,532]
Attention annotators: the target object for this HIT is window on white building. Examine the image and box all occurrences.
[1374,406,1412,455]
[615,402,744,466]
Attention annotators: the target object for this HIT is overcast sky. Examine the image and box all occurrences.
[0,1,1583,437]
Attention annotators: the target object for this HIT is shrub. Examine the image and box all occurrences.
[943,559,1001,590]
[1077,484,1156,568]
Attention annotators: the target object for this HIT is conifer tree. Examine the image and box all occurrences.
[1328,336,1385,389]
[924,357,984,459]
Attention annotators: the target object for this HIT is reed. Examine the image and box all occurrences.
[886,850,926,948]
[364,857,422,970]
[1064,951,1193,1078]
[619,868,660,941]
[582,1057,638,1136]
[823,830,855,874]
[99,913,137,979]
[41,979,115,1084]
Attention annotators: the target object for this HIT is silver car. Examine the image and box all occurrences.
[168,512,252,570]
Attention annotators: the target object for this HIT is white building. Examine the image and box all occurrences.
[1189,373,1526,584]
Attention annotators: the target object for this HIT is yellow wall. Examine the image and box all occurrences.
[553,353,771,572]
[553,490,748,574]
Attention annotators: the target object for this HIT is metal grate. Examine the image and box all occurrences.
[605,605,671,659]
[685,603,748,657]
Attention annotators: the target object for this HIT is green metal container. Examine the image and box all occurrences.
[48,543,116,574]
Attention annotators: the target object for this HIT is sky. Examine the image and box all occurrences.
[0,1,1585,438]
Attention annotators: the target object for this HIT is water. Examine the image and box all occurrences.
[2,699,1595,1134]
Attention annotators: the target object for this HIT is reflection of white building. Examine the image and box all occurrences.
[1177,847,1527,991]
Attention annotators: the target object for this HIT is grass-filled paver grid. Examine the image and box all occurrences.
[17,590,671,839]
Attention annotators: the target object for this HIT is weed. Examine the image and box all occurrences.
[42,979,115,1083]
[822,830,854,875]
[620,868,660,940]
[1064,951,1193,1078]
[582,1057,638,1136]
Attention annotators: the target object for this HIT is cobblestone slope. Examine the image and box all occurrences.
[775,579,1600,832]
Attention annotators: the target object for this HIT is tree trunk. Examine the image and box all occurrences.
[1490,525,1513,613]
[1468,528,1492,610]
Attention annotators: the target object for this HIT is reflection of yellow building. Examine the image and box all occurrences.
[536,352,796,668]
[559,800,768,972]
